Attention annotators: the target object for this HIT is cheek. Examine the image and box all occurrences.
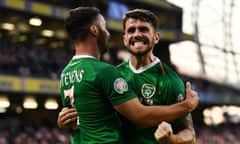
[123,36,129,46]
[149,35,157,44]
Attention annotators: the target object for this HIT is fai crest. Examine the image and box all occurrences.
[141,84,156,99]
[114,78,128,94]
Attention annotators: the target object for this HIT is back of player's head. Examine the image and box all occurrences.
[122,9,159,31]
[65,7,101,41]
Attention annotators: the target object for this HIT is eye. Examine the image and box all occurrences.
[127,27,135,34]
[139,27,149,33]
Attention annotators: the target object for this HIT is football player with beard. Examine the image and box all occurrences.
[59,7,198,144]
[118,9,196,144]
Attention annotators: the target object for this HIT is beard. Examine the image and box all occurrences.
[127,38,154,57]
[127,46,152,57]
[97,28,108,55]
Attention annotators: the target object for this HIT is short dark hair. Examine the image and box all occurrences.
[122,9,159,31]
[65,7,101,41]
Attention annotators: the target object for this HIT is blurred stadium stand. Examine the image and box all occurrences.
[0,0,239,143]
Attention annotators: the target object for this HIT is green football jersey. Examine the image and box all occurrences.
[60,92,81,144]
[118,58,186,144]
[60,55,137,144]
[70,130,81,144]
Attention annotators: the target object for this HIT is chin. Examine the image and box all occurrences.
[129,52,144,57]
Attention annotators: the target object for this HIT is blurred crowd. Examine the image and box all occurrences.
[0,124,240,144]
[0,126,71,144]
[196,125,240,144]
[0,44,123,79]
[0,45,72,79]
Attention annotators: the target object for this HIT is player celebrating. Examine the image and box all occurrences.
[58,7,198,144]
[119,9,196,144]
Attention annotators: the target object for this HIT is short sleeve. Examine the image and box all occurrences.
[95,64,137,106]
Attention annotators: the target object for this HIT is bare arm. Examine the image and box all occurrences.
[173,114,196,144]
[168,114,196,144]
[114,82,199,128]
[57,82,199,129]
[154,114,196,144]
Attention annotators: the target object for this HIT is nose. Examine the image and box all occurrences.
[133,29,142,37]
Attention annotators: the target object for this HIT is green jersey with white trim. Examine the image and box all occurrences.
[60,55,137,144]
[118,58,186,144]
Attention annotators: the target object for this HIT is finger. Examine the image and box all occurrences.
[60,109,71,119]
[67,110,78,117]
[185,81,191,92]
[154,128,168,140]
[62,107,76,114]
[60,108,77,117]
[192,90,197,96]
[67,117,75,124]
[66,108,78,116]
[59,112,71,122]
[68,107,77,111]
[62,112,76,122]
[62,107,69,111]
[69,109,78,116]
[64,110,78,118]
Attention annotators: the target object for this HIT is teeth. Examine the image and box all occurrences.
[133,42,144,47]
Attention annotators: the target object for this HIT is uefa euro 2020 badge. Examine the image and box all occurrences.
[114,78,128,94]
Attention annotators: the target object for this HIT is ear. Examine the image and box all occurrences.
[89,25,99,36]
[154,32,160,44]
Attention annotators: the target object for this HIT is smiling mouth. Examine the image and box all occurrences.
[131,41,147,47]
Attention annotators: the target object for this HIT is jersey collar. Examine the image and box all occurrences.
[129,56,160,74]
[72,55,97,60]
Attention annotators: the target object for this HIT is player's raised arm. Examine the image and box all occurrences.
[114,82,199,128]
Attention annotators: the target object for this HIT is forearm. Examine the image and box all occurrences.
[115,82,198,128]
[139,91,197,128]
[139,102,190,128]
[168,129,196,144]
[115,98,191,128]
[155,114,196,144]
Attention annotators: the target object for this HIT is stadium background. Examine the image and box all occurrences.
[0,0,239,143]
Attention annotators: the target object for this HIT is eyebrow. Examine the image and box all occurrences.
[126,25,149,30]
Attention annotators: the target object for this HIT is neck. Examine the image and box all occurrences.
[74,38,100,59]
[130,53,155,69]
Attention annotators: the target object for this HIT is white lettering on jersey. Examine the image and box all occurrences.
[60,70,84,87]
[64,85,75,106]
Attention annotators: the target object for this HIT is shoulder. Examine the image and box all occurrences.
[86,59,116,71]
[100,61,118,71]
[117,61,128,70]
[160,61,183,85]
[94,61,121,77]
[161,62,178,75]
